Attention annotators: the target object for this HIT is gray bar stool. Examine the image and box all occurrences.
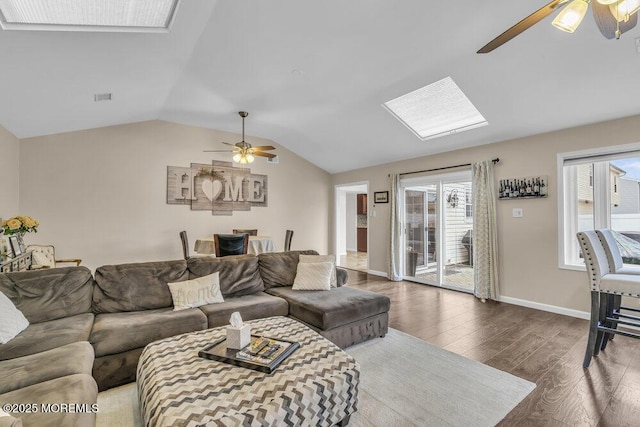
[577,230,640,367]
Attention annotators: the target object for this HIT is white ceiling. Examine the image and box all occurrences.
[2,0,640,173]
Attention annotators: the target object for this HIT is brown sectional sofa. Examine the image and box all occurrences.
[0,250,390,427]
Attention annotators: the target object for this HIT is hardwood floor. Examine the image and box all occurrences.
[346,270,640,426]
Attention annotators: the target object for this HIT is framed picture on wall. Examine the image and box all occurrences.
[8,236,22,257]
[374,191,389,203]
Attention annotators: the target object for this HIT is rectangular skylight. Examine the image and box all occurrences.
[0,0,179,32]
[383,77,488,141]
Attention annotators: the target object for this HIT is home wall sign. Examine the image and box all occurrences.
[167,161,268,216]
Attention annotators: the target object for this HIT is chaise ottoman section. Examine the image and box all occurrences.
[266,286,390,348]
[0,313,94,361]
[0,342,94,395]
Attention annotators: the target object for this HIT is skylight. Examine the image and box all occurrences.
[383,77,488,141]
[0,0,179,32]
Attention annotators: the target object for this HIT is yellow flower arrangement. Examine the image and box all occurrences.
[1,215,39,235]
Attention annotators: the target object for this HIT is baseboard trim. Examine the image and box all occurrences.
[367,269,387,278]
[498,295,590,320]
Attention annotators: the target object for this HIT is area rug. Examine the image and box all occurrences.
[96,329,534,427]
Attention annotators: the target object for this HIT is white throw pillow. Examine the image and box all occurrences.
[299,254,337,288]
[292,261,333,291]
[168,272,224,311]
[0,291,29,344]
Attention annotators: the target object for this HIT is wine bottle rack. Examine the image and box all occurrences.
[498,175,548,200]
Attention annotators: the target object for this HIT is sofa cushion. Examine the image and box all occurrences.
[0,267,94,323]
[90,307,207,357]
[187,255,265,297]
[0,342,94,395]
[0,291,28,345]
[0,374,97,427]
[266,286,391,330]
[198,292,289,328]
[93,260,188,313]
[0,313,94,361]
[257,250,319,289]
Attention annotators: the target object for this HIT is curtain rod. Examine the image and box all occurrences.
[396,158,500,177]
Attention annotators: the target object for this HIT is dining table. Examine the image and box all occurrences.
[194,236,276,256]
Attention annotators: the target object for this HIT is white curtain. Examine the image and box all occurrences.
[389,174,403,281]
[472,160,499,300]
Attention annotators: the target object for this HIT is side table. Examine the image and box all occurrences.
[0,251,33,273]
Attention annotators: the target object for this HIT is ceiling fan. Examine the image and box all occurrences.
[203,111,276,164]
[477,0,639,54]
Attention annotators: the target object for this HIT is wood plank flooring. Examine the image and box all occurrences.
[345,269,640,426]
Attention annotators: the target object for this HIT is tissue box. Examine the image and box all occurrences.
[226,324,251,349]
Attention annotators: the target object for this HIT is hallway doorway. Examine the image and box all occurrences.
[335,182,369,272]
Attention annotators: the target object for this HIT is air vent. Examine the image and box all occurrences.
[267,156,279,164]
[94,93,112,102]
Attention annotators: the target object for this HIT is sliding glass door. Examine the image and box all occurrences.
[401,171,473,293]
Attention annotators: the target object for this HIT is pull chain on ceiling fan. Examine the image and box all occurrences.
[203,111,276,164]
[477,0,639,53]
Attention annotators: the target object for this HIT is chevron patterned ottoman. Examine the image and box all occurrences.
[137,316,359,426]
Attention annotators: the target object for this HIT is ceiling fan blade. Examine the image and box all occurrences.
[477,0,570,54]
[592,1,637,39]
[250,145,276,151]
[252,151,277,159]
[221,142,239,147]
[203,149,236,153]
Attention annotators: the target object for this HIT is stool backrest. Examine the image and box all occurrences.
[179,231,190,259]
[284,229,294,252]
[577,230,610,291]
[596,229,623,273]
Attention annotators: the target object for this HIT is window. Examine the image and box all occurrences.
[559,144,640,268]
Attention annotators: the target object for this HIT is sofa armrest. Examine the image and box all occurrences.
[336,267,348,287]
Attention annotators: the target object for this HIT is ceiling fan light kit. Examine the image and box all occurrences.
[610,0,640,21]
[203,111,276,164]
[552,0,589,33]
[478,0,639,53]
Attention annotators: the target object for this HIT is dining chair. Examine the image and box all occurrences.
[596,229,640,349]
[284,230,294,252]
[179,231,190,259]
[577,230,640,367]
[26,245,82,268]
[233,229,258,236]
[214,233,249,257]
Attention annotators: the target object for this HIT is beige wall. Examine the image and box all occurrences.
[0,125,20,218]
[332,114,640,314]
[19,120,331,270]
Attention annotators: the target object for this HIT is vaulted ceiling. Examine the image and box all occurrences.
[2,0,640,173]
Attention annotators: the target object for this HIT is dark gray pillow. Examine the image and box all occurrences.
[187,255,264,298]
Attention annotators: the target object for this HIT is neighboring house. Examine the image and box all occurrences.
[577,163,624,215]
